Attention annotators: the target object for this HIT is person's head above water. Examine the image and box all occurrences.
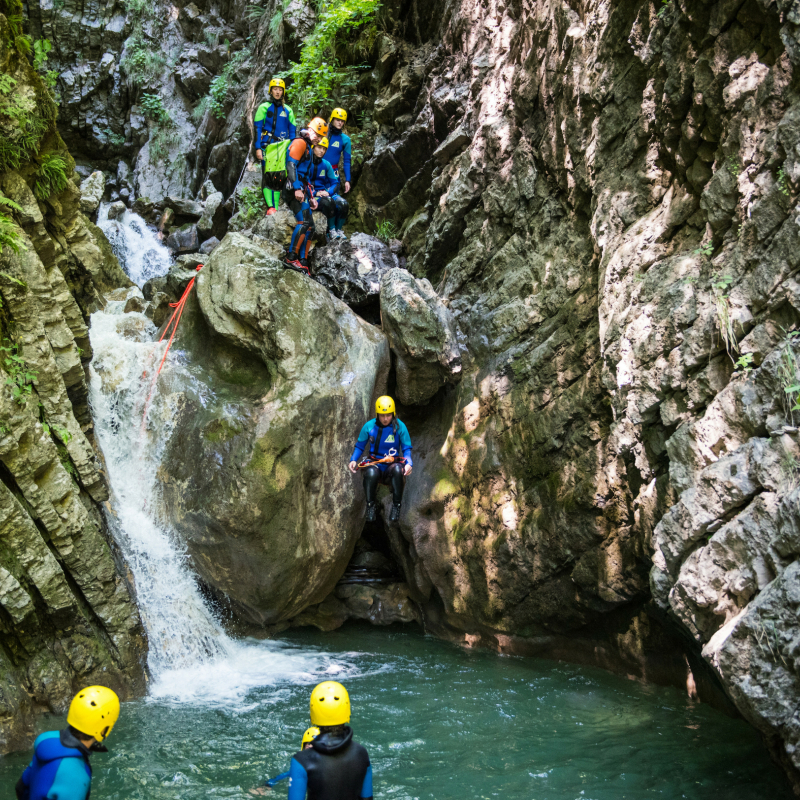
[268,77,285,102]
[67,685,121,747]
[301,726,320,749]
[310,681,351,731]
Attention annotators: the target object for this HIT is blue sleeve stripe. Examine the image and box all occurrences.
[361,764,373,798]
[287,758,308,800]
[47,756,91,800]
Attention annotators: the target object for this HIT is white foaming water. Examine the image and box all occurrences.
[97,203,172,286]
[89,293,351,706]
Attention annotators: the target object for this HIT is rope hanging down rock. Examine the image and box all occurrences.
[140,265,203,430]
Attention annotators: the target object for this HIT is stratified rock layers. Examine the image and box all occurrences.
[0,21,145,753]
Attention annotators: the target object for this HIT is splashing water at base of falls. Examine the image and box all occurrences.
[97,203,172,286]
[87,215,350,704]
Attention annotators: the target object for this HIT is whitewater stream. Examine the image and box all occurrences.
[0,211,792,798]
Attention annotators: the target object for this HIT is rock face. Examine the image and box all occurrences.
[0,29,145,753]
[158,233,391,625]
[309,233,401,309]
[380,268,462,404]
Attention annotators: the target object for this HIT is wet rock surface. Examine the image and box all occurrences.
[309,233,401,309]
[158,233,391,625]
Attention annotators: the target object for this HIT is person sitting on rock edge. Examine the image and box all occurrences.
[327,108,352,195]
[287,682,373,800]
[283,117,328,274]
[254,78,297,216]
[308,137,350,243]
[250,727,320,794]
[348,395,412,523]
[16,686,120,800]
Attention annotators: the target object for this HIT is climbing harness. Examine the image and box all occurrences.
[140,265,203,430]
[357,448,407,469]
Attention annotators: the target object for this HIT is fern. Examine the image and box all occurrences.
[33,153,69,200]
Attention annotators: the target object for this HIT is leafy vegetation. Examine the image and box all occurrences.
[711,273,738,359]
[140,92,169,122]
[734,352,754,378]
[0,339,37,406]
[694,240,714,257]
[233,186,267,226]
[200,47,252,120]
[779,329,800,424]
[375,218,397,241]
[278,0,379,120]
[33,153,69,200]
[120,0,166,88]
[778,167,790,197]
[0,195,26,255]
[657,0,670,18]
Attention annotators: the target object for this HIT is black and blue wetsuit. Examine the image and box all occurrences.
[310,156,349,234]
[288,727,373,800]
[284,132,316,263]
[350,416,412,506]
[16,730,94,800]
[327,129,352,185]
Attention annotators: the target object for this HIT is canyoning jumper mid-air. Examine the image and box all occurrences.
[326,108,352,196]
[308,137,350,242]
[254,77,297,215]
[287,682,373,800]
[348,396,413,523]
[15,686,120,800]
[282,117,328,274]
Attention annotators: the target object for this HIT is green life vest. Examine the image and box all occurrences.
[262,140,291,174]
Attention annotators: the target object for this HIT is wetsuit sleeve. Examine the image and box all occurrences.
[399,422,412,466]
[288,106,296,140]
[286,139,308,189]
[287,758,308,800]
[343,134,352,182]
[254,103,268,148]
[360,764,373,799]
[46,757,91,800]
[266,770,290,787]
[350,421,372,463]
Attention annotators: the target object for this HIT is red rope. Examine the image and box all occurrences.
[140,265,203,431]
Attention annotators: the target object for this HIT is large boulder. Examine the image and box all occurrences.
[158,233,391,625]
[380,268,463,404]
[166,225,200,254]
[79,171,105,214]
[197,191,226,240]
[310,233,400,308]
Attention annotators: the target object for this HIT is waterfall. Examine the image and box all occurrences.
[97,203,172,286]
[88,213,348,705]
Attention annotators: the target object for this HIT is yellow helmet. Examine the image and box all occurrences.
[310,681,350,726]
[375,395,395,415]
[308,117,328,137]
[301,726,320,747]
[66,686,120,741]
[316,137,329,149]
[269,78,286,92]
[329,108,347,122]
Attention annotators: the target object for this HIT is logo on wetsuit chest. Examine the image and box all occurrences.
[385,435,395,443]
[331,141,340,148]
[280,110,286,117]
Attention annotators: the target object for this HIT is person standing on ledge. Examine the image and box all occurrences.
[348,395,412,522]
[327,107,352,199]
[287,682,373,800]
[16,685,120,800]
[254,78,297,216]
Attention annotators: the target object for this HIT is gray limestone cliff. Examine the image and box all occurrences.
[0,14,146,753]
[19,0,800,788]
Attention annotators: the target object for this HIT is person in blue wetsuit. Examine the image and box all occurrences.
[283,117,328,274]
[254,78,297,215]
[288,682,373,800]
[250,727,319,794]
[327,108,352,210]
[309,138,350,243]
[348,395,412,523]
[16,686,120,800]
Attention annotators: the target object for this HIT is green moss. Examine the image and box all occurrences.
[203,418,243,444]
